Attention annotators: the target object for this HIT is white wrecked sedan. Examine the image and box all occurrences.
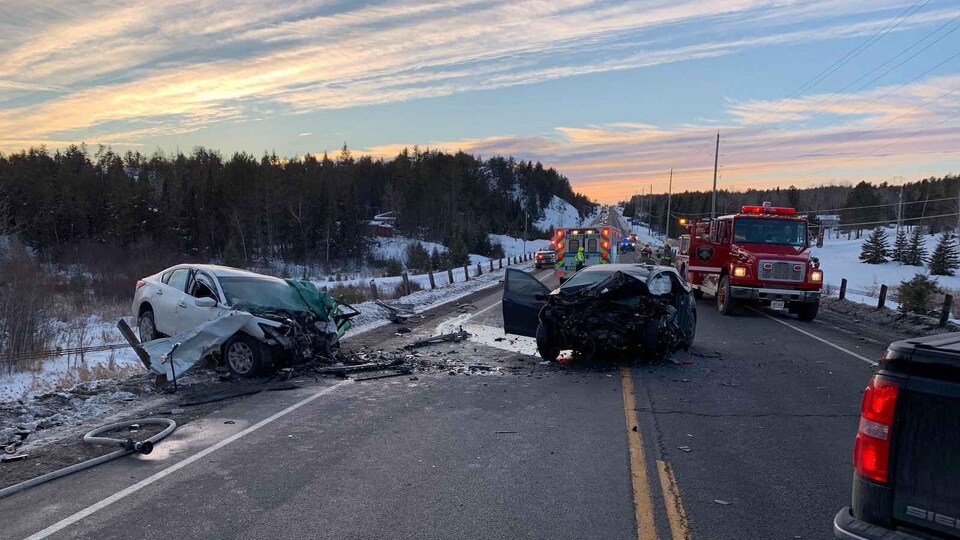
[131,264,356,377]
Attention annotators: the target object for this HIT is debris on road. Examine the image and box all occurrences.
[405,328,471,349]
[376,301,424,324]
[677,446,691,452]
[714,499,731,505]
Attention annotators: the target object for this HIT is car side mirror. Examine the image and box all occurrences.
[194,297,217,308]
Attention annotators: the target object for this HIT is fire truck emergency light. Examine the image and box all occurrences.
[741,204,796,215]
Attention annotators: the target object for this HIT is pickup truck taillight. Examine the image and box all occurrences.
[854,375,899,483]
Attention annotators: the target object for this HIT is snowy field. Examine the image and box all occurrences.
[812,229,960,296]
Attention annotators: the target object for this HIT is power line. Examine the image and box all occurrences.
[775,15,960,135]
[793,80,960,161]
[736,0,931,132]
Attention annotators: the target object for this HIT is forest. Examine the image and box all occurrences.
[0,144,593,268]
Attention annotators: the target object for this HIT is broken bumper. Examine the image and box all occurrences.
[834,507,923,540]
[730,286,820,303]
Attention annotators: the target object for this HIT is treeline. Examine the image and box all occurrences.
[0,145,592,267]
[624,175,960,237]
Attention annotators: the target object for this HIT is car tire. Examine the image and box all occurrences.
[717,276,737,315]
[797,302,819,321]
[138,309,160,342]
[536,323,561,363]
[224,334,268,377]
[683,310,697,350]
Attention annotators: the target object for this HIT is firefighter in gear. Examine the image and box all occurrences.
[659,241,675,266]
[575,246,586,270]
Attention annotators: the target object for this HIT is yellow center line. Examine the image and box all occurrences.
[620,366,658,540]
[656,459,690,540]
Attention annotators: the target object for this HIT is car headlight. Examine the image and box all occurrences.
[732,266,747,278]
[810,269,823,282]
[647,274,673,295]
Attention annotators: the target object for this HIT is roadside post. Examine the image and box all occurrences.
[401,272,411,296]
[447,268,454,284]
[369,280,379,301]
[878,285,888,310]
[463,264,470,281]
[428,270,436,289]
[940,294,953,327]
[839,278,847,301]
[476,262,482,276]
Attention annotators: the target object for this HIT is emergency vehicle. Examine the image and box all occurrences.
[675,202,823,320]
[552,226,623,282]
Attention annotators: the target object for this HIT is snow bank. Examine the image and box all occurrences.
[535,195,583,230]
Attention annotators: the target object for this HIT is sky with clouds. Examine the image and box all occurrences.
[2,0,960,202]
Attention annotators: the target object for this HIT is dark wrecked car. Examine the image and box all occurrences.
[501,264,696,361]
[131,264,358,377]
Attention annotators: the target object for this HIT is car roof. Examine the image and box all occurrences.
[169,264,283,281]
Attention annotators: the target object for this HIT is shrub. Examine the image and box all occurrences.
[327,284,368,304]
[391,280,423,299]
[383,258,403,277]
[405,242,431,273]
[897,274,941,315]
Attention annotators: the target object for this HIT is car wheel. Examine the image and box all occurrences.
[797,302,819,321]
[683,310,697,350]
[224,334,267,377]
[138,310,159,342]
[536,323,561,363]
[717,276,737,315]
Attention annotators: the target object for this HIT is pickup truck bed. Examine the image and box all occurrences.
[836,333,960,539]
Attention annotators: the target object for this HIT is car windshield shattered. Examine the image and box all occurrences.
[733,217,807,246]
[219,277,311,312]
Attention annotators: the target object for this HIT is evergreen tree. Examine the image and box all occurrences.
[429,247,443,270]
[897,274,941,315]
[858,228,889,264]
[892,228,908,262]
[928,233,960,276]
[904,227,927,266]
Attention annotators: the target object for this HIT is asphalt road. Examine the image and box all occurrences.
[1,257,891,540]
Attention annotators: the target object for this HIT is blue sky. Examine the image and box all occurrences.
[2,0,960,201]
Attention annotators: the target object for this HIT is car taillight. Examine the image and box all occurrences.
[136,279,146,290]
[854,375,899,483]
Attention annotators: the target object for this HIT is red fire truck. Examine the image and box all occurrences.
[676,203,823,320]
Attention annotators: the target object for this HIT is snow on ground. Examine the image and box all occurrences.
[337,259,538,335]
[614,208,666,245]
[0,316,143,402]
[488,234,550,257]
[535,195,584,230]
[370,236,448,261]
[812,228,960,297]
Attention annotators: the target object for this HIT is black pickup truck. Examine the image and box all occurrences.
[835,333,960,540]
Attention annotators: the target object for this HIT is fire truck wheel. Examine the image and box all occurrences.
[797,302,819,321]
[717,276,738,315]
[536,323,561,363]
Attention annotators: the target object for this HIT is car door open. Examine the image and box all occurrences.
[502,268,551,338]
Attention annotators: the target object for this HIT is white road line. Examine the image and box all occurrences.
[25,380,352,540]
[749,308,878,366]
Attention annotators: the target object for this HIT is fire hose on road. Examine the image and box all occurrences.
[0,418,177,500]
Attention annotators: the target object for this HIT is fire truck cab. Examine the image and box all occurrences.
[552,226,623,283]
[676,203,823,321]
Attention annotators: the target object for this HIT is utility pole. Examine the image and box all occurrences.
[648,184,653,235]
[711,131,720,219]
[665,169,673,239]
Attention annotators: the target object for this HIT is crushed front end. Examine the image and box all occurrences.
[540,271,693,360]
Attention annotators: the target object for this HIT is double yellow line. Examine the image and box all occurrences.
[620,367,690,540]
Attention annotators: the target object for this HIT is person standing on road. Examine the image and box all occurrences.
[575,246,586,270]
